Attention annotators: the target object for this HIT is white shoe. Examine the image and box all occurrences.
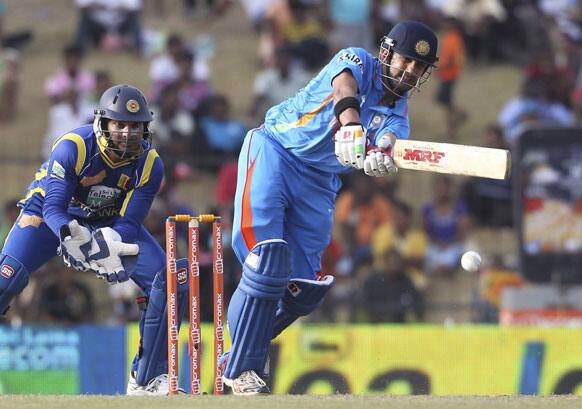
[127,372,184,396]
[223,370,270,396]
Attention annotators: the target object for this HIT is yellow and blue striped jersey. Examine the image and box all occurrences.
[19,125,164,242]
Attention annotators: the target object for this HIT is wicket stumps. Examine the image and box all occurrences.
[166,214,224,395]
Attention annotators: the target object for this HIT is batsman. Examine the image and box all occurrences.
[0,84,191,395]
[222,20,439,395]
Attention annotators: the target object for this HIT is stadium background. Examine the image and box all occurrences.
[0,0,581,396]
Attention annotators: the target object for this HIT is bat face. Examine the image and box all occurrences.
[393,140,511,180]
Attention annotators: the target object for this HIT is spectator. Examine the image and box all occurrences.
[44,44,96,104]
[460,124,513,228]
[498,76,574,145]
[441,0,507,62]
[151,49,211,115]
[270,0,330,70]
[422,175,471,276]
[335,174,396,270]
[42,87,94,159]
[360,248,425,323]
[38,266,95,324]
[435,17,468,140]
[0,45,20,122]
[194,94,246,169]
[84,69,113,106]
[74,0,144,54]
[472,254,524,323]
[150,82,195,160]
[325,0,374,53]
[372,200,428,290]
[149,33,209,85]
[249,45,310,124]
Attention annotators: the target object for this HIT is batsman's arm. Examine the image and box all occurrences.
[331,70,360,125]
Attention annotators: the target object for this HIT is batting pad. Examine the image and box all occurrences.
[134,258,189,385]
[0,254,30,315]
[225,239,290,379]
[272,274,335,339]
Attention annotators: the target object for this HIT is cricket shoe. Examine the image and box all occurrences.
[126,372,185,395]
[223,370,270,395]
[218,352,270,379]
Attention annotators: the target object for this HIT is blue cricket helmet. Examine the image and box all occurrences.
[378,20,439,98]
[383,20,438,67]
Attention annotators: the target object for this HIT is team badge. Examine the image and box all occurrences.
[117,174,130,189]
[126,99,140,113]
[415,40,430,57]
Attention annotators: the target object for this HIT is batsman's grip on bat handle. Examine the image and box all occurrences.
[366,143,393,158]
[167,214,221,223]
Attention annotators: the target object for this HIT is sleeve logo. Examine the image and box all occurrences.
[338,52,364,72]
[51,160,66,179]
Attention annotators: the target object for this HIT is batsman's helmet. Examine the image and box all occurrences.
[379,20,439,98]
[93,84,153,160]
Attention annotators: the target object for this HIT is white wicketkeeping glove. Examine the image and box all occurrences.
[86,227,139,283]
[57,220,92,271]
[363,133,398,177]
[334,124,366,169]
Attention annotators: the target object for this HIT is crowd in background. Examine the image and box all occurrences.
[1,0,581,326]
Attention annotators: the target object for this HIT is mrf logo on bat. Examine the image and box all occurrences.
[402,148,446,164]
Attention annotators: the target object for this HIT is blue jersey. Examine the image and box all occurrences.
[18,125,164,243]
[264,47,410,173]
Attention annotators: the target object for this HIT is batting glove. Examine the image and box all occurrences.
[58,220,92,271]
[334,123,366,169]
[363,134,398,177]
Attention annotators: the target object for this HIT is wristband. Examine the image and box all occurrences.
[334,96,360,122]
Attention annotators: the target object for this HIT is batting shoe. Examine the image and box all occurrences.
[223,370,270,396]
[218,352,271,379]
[126,372,185,396]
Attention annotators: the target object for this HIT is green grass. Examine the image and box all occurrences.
[2,395,582,409]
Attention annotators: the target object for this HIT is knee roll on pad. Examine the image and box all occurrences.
[0,254,30,315]
[134,258,189,386]
[225,239,290,379]
[272,275,335,339]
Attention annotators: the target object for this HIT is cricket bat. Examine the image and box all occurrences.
[392,139,511,180]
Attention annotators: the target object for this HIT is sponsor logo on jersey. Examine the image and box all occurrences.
[86,185,121,208]
[403,148,445,164]
[1,264,14,279]
[51,161,66,179]
[338,52,364,72]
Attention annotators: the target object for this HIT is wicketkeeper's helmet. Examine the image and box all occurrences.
[93,84,153,160]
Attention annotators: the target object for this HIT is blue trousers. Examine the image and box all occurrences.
[232,127,341,281]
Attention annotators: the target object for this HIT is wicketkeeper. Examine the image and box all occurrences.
[0,84,191,395]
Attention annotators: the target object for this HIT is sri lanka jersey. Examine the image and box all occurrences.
[19,125,164,243]
[264,47,410,174]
